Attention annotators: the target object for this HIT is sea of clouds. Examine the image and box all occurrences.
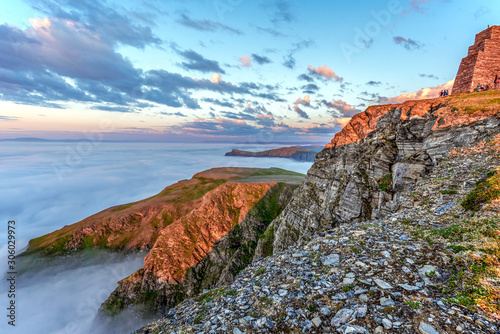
[0,141,314,333]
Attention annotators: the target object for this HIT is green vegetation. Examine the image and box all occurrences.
[306,303,316,312]
[255,268,267,276]
[377,173,393,191]
[408,217,500,315]
[248,167,305,177]
[404,298,422,310]
[259,296,271,304]
[361,223,381,229]
[461,169,500,211]
[440,190,458,195]
[162,178,227,203]
[258,224,275,257]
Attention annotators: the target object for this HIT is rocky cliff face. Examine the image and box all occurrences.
[23,167,302,319]
[261,91,500,254]
[101,182,297,316]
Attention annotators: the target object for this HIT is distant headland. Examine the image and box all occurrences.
[225,145,322,162]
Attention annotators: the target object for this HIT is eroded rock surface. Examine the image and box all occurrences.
[266,92,500,254]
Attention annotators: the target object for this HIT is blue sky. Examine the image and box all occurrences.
[0,0,497,142]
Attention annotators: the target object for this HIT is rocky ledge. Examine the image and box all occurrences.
[136,134,500,334]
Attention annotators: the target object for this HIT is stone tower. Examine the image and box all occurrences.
[452,25,500,94]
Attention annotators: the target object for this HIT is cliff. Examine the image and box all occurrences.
[225,146,320,162]
[136,91,500,334]
[24,167,295,256]
[23,167,304,320]
[101,182,297,317]
[257,90,500,254]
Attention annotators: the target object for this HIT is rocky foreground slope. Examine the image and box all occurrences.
[137,91,500,333]
[266,90,500,255]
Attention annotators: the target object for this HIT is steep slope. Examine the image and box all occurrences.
[137,96,500,334]
[24,167,301,256]
[24,168,267,255]
[255,90,500,255]
[101,182,297,316]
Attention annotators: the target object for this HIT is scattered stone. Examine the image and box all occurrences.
[433,202,456,215]
[380,297,395,306]
[398,283,420,291]
[382,318,392,329]
[311,317,322,327]
[135,139,500,334]
[331,308,355,327]
[374,278,393,290]
[233,327,244,334]
[418,322,441,334]
[322,254,340,266]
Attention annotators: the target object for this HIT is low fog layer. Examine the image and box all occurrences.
[0,141,314,333]
[1,251,146,334]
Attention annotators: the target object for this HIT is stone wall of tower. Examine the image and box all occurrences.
[452,26,500,94]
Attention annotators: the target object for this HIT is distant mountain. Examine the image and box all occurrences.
[225,145,321,162]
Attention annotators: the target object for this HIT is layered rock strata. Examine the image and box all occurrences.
[261,91,500,254]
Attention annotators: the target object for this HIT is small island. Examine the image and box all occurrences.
[225,145,321,162]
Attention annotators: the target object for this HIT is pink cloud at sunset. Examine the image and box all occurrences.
[239,56,252,67]
[380,79,455,104]
[307,65,343,82]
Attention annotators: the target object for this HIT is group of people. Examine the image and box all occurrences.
[439,89,450,97]
[475,75,500,92]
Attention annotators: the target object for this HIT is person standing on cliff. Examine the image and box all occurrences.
[495,75,500,89]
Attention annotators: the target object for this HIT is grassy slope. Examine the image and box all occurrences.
[23,167,305,256]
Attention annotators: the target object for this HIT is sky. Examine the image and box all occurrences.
[0,0,498,143]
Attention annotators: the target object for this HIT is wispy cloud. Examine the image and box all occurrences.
[27,0,163,49]
[201,98,234,108]
[251,54,272,65]
[160,111,188,117]
[301,83,319,94]
[282,40,314,69]
[255,26,287,37]
[393,36,423,50]
[0,115,21,121]
[268,0,296,25]
[322,99,360,117]
[177,49,226,73]
[177,13,243,34]
[419,73,439,79]
[366,81,382,86]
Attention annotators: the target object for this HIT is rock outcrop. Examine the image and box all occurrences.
[136,97,500,334]
[260,91,500,254]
